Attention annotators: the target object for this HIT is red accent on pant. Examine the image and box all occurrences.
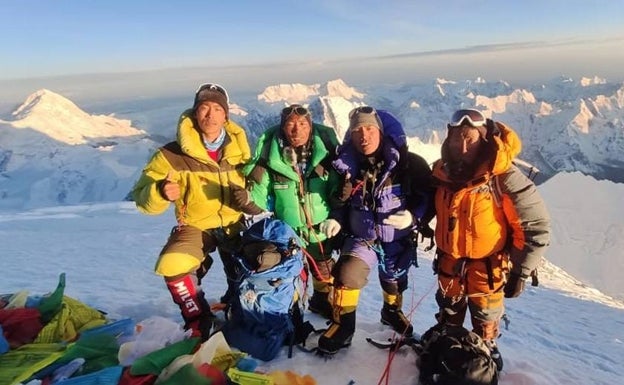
[166,274,202,321]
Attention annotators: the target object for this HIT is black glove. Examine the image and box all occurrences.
[504,272,525,298]
[417,223,434,239]
[336,173,353,202]
[231,184,250,206]
[230,183,263,215]
[415,222,435,251]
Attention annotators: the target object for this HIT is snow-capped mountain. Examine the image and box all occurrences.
[9,89,145,145]
[1,76,623,211]
[0,89,158,209]
[257,79,365,105]
[241,77,624,182]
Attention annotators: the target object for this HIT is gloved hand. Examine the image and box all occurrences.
[230,183,264,215]
[383,210,413,230]
[158,171,180,201]
[504,272,526,298]
[417,222,434,239]
[319,219,341,238]
[336,173,353,202]
[231,183,251,206]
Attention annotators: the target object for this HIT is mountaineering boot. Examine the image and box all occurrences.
[317,310,356,354]
[380,292,413,337]
[308,290,333,319]
[317,288,359,355]
[485,339,504,371]
[381,303,414,337]
[165,274,215,341]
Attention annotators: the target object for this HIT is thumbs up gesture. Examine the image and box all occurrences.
[159,171,181,201]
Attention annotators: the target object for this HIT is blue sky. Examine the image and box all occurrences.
[1,0,623,101]
[2,0,623,78]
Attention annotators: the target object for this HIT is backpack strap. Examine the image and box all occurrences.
[488,175,504,209]
[512,158,540,181]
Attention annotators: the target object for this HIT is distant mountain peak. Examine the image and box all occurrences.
[257,78,364,104]
[322,79,365,99]
[6,89,145,145]
[257,83,320,104]
[12,88,84,120]
[435,78,456,85]
[580,76,607,86]
[476,89,537,113]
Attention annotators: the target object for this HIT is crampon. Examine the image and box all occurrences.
[366,335,423,354]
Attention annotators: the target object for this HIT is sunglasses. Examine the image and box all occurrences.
[281,105,310,118]
[348,105,377,119]
[449,109,486,127]
[195,83,229,103]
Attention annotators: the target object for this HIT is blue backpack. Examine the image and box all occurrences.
[220,218,313,361]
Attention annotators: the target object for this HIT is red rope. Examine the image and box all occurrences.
[302,248,332,283]
[377,278,437,385]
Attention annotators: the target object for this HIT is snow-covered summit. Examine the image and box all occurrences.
[257,78,365,105]
[0,89,156,209]
[322,79,365,100]
[257,83,320,104]
[5,89,145,145]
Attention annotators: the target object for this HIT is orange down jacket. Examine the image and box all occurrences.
[432,122,550,277]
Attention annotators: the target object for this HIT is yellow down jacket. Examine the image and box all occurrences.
[132,109,251,230]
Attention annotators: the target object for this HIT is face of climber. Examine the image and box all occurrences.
[282,113,312,148]
[195,101,227,141]
[351,125,381,155]
[447,125,484,165]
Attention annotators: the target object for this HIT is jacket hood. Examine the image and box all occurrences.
[435,120,521,184]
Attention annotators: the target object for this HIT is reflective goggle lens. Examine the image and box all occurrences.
[348,105,376,119]
[449,109,486,127]
[281,105,309,118]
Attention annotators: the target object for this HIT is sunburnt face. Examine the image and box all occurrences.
[282,115,312,148]
[447,125,483,165]
[194,101,227,141]
[351,125,381,155]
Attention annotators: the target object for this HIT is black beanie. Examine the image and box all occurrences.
[193,89,229,117]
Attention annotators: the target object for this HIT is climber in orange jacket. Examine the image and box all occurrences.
[431,108,551,371]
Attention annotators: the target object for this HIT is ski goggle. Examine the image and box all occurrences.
[281,105,310,119]
[348,105,377,119]
[195,83,229,103]
[449,109,486,127]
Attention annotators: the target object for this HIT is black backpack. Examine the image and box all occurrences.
[417,324,498,385]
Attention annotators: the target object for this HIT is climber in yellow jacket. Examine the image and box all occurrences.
[133,83,258,340]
